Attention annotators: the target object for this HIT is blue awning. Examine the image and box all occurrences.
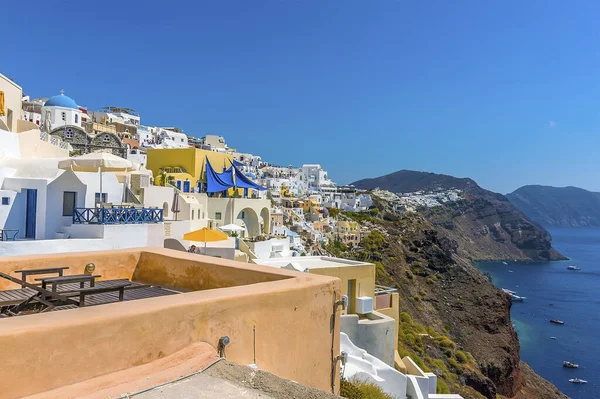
[216,166,235,187]
[233,165,266,191]
[205,158,234,192]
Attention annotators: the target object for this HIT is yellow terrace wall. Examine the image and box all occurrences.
[309,263,375,315]
[0,248,341,397]
[146,147,233,185]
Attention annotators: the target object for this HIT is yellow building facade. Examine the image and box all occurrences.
[0,72,23,132]
[147,147,234,188]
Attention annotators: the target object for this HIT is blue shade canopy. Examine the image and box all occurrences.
[44,94,79,110]
[233,165,266,191]
[216,166,235,187]
[233,160,245,168]
[205,158,233,192]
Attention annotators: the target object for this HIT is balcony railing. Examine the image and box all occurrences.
[73,207,163,225]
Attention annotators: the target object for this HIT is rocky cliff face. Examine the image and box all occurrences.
[352,170,566,262]
[423,195,565,261]
[507,185,600,227]
[336,207,568,399]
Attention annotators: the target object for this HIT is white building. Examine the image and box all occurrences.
[40,92,82,131]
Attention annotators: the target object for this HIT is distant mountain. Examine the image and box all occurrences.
[507,185,600,227]
[352,170,479,194]
[352,170,565,261]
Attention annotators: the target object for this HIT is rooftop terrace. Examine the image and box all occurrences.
[0,248,341,398]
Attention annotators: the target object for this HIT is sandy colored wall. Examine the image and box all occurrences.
[133,249,290,291]
[309,264,375,314]
[0,248,341,397]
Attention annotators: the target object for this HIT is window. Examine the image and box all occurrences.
[65,128,74,139]
[62,192,76,216]
[215,212,222,220]
[95,193,108,205]
[61,112,66,121]
[103,135,110,142]
[191,210,195,220]
[75,114,78,124]
[1,197,9,205]
[241,211,245,218]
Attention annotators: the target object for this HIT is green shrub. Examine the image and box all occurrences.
[340,378,393,399]
[437,378,451,394]
[448,357,462,371]
[399,312,413,324]
[340,379,362,399]
[455,350,468,363]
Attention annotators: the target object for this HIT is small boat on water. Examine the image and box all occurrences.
[563,361,579,368]
[550,337,557,340]
[510,294,526,302]
[502,288,525,302]
[502,262,508,265]
[550,319,565,325]
[567,265,581,271]
[508,270,514,273]
[569,378,587,384]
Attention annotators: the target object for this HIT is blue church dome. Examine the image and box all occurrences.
[44,93,79,110]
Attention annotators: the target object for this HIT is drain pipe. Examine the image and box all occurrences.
[331,294,347,393]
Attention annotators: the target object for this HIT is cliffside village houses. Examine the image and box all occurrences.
[0,72,463,399]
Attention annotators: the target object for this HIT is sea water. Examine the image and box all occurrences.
[477,228,600,399]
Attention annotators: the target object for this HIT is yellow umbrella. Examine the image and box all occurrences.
[183,227,228,254]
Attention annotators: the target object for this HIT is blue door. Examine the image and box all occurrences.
[176,180,181,190]
[25,189,37,239]
[183,181,190,193]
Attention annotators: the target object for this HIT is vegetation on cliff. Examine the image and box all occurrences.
[325,203,568,399]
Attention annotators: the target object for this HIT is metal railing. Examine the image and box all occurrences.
[73,207,163,225]
[374,284,398,295]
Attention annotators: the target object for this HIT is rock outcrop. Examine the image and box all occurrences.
[353,170,566,261]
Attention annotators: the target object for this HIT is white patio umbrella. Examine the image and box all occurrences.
[58,153,133,207]
[218,224,245,233]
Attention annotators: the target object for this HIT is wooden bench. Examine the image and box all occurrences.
[36,274,101,292]
[13,267,70,287]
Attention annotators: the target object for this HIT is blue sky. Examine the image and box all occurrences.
[3,1,600,193]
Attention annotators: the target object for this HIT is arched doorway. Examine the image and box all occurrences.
[260,207,270,234]
[237,207,259,237]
